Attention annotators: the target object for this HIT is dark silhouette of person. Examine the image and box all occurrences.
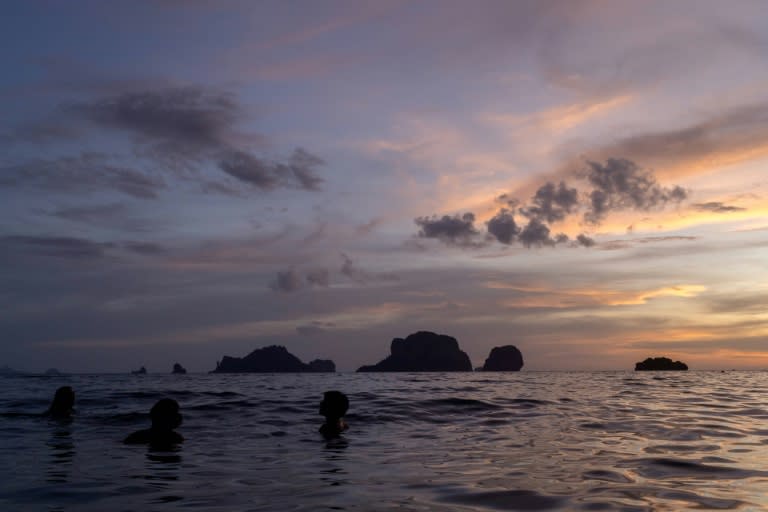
[124,398,184,446]
[319,390,349,438]
[46,386,75,419]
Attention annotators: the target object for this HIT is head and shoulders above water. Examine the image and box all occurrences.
[319,390,349,439]
[45,386,75,419]
[124,398,184,446]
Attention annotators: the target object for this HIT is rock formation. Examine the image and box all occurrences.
[481,345,524,371]
[172,363,187,374]
[357,331,473,372]
[635,357,688,371]
[210,345,336,373]
[132,366,147,375]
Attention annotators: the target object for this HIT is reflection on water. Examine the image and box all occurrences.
[46,420,74,484]
[1,371,768,510]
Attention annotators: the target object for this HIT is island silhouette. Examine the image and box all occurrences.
[357,331,473,372]
[210,345,336,373]
[479,345,524,371]
[635,357,688,371]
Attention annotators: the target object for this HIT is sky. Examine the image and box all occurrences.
[2,0,768,373]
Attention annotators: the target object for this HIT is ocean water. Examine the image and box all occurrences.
[1,371,768,511]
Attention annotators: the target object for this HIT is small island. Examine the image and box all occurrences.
[132,366,147,375]
[172,363,187,374]
[210,345,336,373]
[480,345,524,371]
[357,331,473,372]
[635,357,688,371]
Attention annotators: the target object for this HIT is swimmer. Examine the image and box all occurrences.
[46,386,75,419]
[124,398,184,446]
[319,390,349,438]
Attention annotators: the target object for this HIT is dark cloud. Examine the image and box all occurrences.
[0,153,164,199]
[340,253,398,284]
[296,321,335,336]
[269,269,304,293]
[305,268,330,287]
[414,213,481,247]
[270,267,331,292]
[218,147,324,191]
[0,235,111,259]
[486,208,520,244]
[71,86,238,150]
[693,202,747,213]
[4,86,324,196]
[521,181,579,223]
[519,219,556,248]
[417,158,684,250]
[583,158,687,224]
[218,150,279,189]
[576,234,596,247]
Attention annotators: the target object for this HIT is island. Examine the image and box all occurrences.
[635,357,688,371]
[132,366,147,375]
[172,363,187,374]
[357,331,473,372]
[210,345,336,373]
[480,345,524,371]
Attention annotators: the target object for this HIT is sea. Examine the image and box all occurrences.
[1,371,768,511]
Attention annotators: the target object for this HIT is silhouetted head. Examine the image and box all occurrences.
[319,390,349,420]
[48,386,75,418]
[150,398,182,431]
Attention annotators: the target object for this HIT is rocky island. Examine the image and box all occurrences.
[172,363,187,374]
[210,345,336,373]
[480,345,524,371]
[635,357,688,371]
[357,331,473,372]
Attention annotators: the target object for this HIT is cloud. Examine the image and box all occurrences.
[576,234,595,247]
[583,158,687,224]
[270,267,331,292]
[693,202,747,213]
[0,153,164,199]
[1,235,111,259]
[71,86,238,151]
[218,147,324,191]
[486,208,520,245]
[4,86,324,195]
[520,181,579,223]
[269,269,304,293]
[305,268,330,287]
[415,158,685,250]
[414,212,482,247]
[296,320,336,336]
[519,218,560,248]
[340,253,399,284]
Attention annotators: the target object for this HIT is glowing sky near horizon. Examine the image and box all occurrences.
[2,0,768,372]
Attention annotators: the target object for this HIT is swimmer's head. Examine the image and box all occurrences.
[150,398,182,431]
[49,386,75,417]
[319,390,349,419]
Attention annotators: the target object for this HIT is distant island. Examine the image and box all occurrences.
[357,331,473,372]
[480,345,524,371]
[132,366,147,375]
[172,363,187,374]
[210,345,336,373]
[635,357,688,371]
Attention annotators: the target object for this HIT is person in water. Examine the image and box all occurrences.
[124,398,184,446]
[46,386,75,419]
[319,390,349,438]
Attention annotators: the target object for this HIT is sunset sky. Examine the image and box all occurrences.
[2,0,768,372]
